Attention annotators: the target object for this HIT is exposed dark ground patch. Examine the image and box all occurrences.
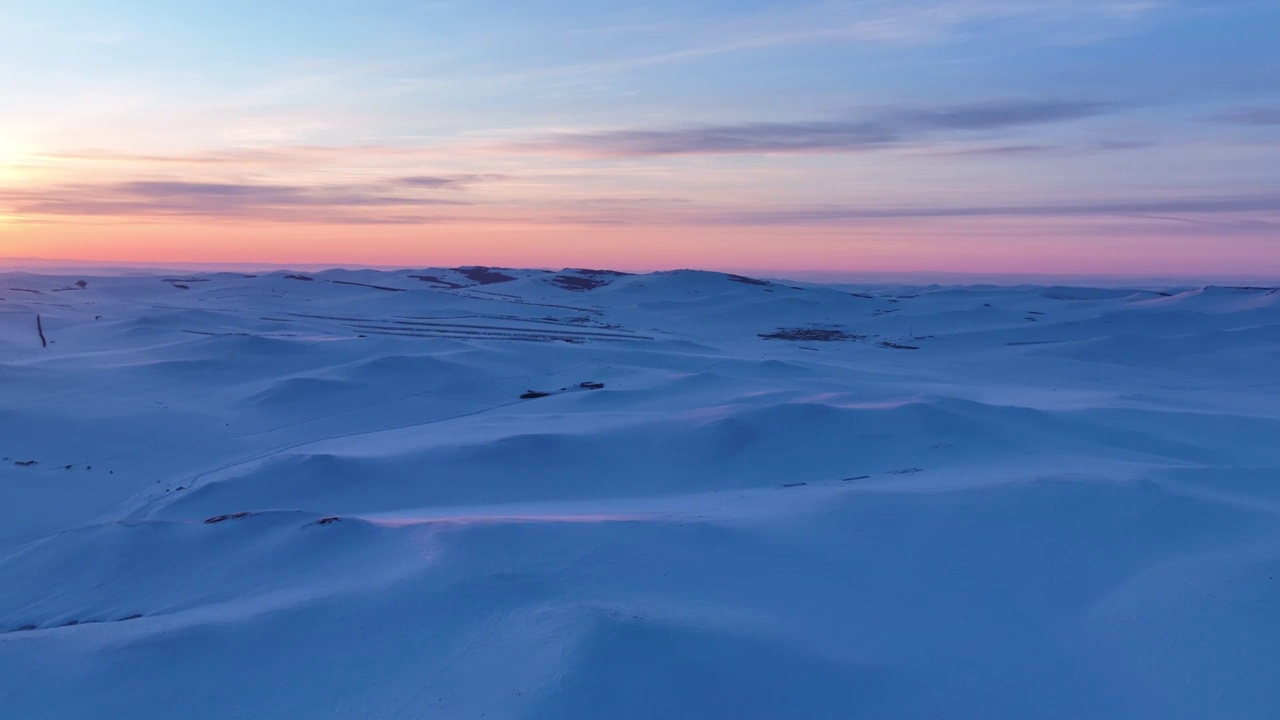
[6,613,145,634]
[521,381,606,399]
[726,274,770,286]
[331,280,405,292]
[551,275,610,292]
[760,328,865,342]
[456,267,517,285]
[409,274,466,289]
[878,341,920,350]
[204,512,255,524]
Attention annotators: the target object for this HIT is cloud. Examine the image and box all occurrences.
[886,100,1114,130]
[529,192,1279,230]
[924,137,1155,157]
[35,145,459,167]
[517,99,1117,156]
[10,175,1269,234]
[397,174,508,189]
[939,144,1058,156]
[1215,107,1280,126]
[0,180,471,223]
[1092,139,1157,151]
[695,194,1280,224]
[506,1,1164,80]
[36,149,300,165]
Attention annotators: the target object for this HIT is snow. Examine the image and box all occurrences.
[1,267,1278,718]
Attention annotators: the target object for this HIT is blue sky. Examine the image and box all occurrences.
[1,0,1278,275]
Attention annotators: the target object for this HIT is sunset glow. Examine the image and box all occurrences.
[2,0,1278,276]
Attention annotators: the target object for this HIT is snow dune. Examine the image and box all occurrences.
[1,268,1278,718]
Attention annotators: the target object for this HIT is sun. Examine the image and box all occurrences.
[0,139,33,224]
[0,138,33,183]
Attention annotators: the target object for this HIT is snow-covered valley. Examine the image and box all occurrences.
[2,267,1278,718]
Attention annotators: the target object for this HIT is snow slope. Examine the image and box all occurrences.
[1,268,1278,719]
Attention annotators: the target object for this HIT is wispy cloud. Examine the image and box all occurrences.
[0,180,474,223]
[694,194,1280,225]
[5,173,1276,233]
[1215,106,1280,126]
[35,145,461,168]
[506,1,1165,80]
[936,144,1058,156]
[515,99,1118,156]
[934,138,1157,156]
[522,192,1280,228]
[397,174,508,188]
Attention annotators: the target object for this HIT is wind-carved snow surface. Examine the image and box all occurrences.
[1,268,1278,718]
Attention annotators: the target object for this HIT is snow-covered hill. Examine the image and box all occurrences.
[2,268,1278,718]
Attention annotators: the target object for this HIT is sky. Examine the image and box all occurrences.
[1,0,1279,277]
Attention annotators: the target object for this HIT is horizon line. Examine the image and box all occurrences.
[2,255,1276,287]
